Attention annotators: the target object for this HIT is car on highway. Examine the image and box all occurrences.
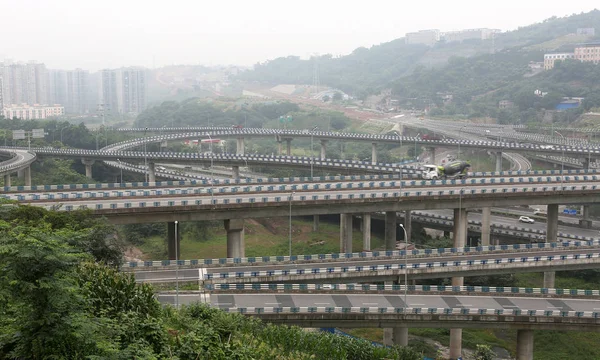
[518,216,535,224]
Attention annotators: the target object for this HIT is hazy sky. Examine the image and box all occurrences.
[1,0,598,71]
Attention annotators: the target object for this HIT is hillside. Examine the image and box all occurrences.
[237,10,600,101]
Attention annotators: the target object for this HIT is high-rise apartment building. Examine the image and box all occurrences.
[101,69,119,114]
[0,76,4,110]
[0,61,48,106]
[101,67,146,115]
[120,68,146,115]
[66,69,89,114]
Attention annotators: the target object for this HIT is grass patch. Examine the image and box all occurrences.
[137,217,385,260]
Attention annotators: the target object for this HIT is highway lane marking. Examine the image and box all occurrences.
[265,302,281,305]
[411,303,425,306]
[315,303,331,305]
[363,303,379,305]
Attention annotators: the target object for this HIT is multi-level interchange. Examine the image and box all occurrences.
[3,121,600,360]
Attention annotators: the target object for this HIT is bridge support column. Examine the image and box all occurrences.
[340,143,345,160]
[516,329,534,360]
[404,210,412,244]
[313,215,319,232]
[428,147,436,164]
[340,214,353,253]
[167,222,181,260]
[450,207,467,360]
[544,204,559,288]
[232,165,240,180]
[81,159,95,179]
[385,211,397,250]
[481,207,491,246]
[148,162,156,183]
[24,166,31,186]
[236,137,245,155]
[320,139,327,160]
[371,143,377,165]
[495,151,503,172]
[383,280,394,346]
[393,327,409,347]
[4,174,11,187]
[17,169,24,179]
[583,158,591,171]
[362,213,371,251]
[286,138,292,156]
[278,141,282,155]
[225,219,245,258]
[580,205,592,228]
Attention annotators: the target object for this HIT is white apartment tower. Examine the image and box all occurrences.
[101,67,146,115]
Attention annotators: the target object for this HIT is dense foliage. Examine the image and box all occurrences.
[0,205,423,359]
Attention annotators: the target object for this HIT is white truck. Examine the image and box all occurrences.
[421,161,470,180]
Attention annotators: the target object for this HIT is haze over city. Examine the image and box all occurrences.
[1,0,599,70]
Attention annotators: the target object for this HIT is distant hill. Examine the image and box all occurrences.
[237,10,600,100]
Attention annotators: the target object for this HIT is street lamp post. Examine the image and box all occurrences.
[310,126,318,178]
[555,131,565,188]
[399,224,408,309]
[458,125,467,158]
[174,220,179,308]
[144,127,148,183]
[117,159,123,183]
[206,133,214,181]
[288,191,296,257]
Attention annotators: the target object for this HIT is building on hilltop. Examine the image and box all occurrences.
[406,29,440,46]
[574,42,600,65]
[577,28,595,36]
[543,53,574,70]
[2,104,64,120]
[443,28,500,43]
[499,100,514,109]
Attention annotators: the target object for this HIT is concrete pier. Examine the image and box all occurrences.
[313,215,319,232]
[148,162,156,183]
[385,211,397,250]
[362,213,371,251]
[371,143,377,165]
[495,151,503,172]
[24,166,31,186]
[82,159,95,179]
[450,207,467,360]
[544,204,559,288]
[580,205,592,228]
[167,221,181,260]
[232,165,240,180]
[516,329,534,360]
[340,213,353,253]
[404,210,412,244]
[320,140,327,160]
[4,174,10,187]
[429,147,436,164]
[286,138,292,156]
[236,137,245,155]
[225,219,245,258]
[481,207,491,246]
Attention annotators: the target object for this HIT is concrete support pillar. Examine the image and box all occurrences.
[516,329,534,360]
[225,219,245,258]
[371,142,378,165]
[4,174,11,187]
[383,281,394,346]
[320,139,327,160]
[580,205,592,228]
[583,158,591,171]
[148,162,156,183]
[449,328,463,360]
[24,166,31,186]
[286,138,292,156]
[278,141,282,155]
[17,169,24,179]
[404,210,412,244]
[392,327,409,347]
[236,137,245,155]
[385,211,397,250]
[340,143,345,160]
[362,213,371,251]
[232,165,240,180]
[81,159,95,179]
[429,147,436,164]
[495,151,503,172]
[544,203,559,288]
[481,207,491,246]
[167,222,181,261]
[339,213,353,253]
[313,215,319,232]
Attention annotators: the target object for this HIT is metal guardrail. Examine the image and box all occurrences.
[221,306,600,318]
[205,252,600,280]
[125,240,597,269]
[205,283,600,296]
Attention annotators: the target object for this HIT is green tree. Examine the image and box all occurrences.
[474,344,495,360]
